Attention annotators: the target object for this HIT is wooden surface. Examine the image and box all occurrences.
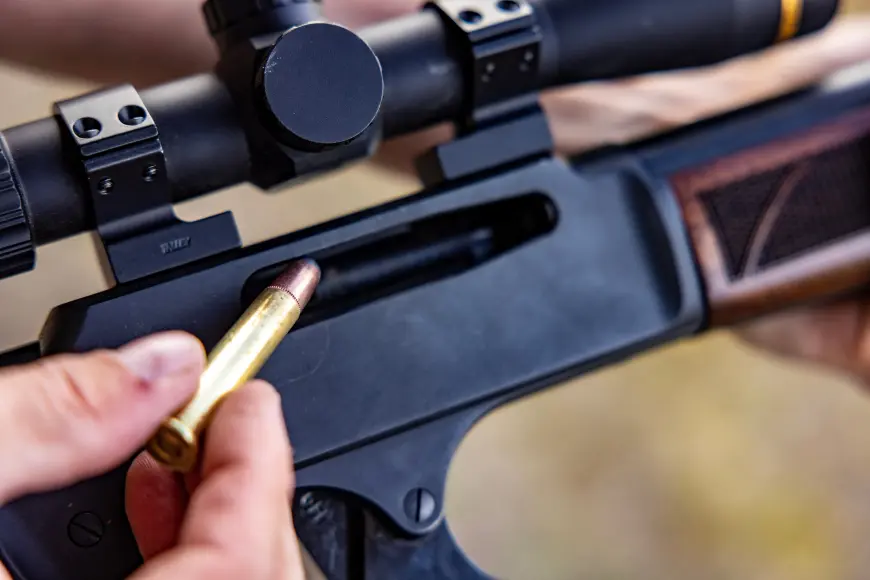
[671,106,870,326]
[3,5,870,580]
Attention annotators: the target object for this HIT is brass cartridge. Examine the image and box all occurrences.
[146,259,320,472]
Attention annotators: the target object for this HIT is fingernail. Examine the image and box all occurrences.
[117,333,206,383]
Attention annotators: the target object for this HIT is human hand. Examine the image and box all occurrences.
[124,381,305,579]
[0,331,304,579]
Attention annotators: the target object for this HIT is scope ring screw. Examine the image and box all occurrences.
[459,10,483,24]
[482,62,497,83]
[143,164,159,183]
[97,177,114,195]
[67,512,105,548]
[118,105,148,126]
[73,117,102,139]
[404,488,437,524]
[497,0,520,11]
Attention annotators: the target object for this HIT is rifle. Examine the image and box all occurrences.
[0,0,860,577]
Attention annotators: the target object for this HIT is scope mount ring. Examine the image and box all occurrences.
[54,85,242,284]
[428,0,542,128]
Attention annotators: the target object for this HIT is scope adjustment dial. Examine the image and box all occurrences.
[255,22,385,152]
[0,145,35,279]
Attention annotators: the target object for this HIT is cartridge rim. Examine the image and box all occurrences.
[146,418,199,473]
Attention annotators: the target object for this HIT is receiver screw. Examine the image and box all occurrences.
[143,164,158,182]
[404,488,437,524]
[97,177,114,195]
[68,512,105,547]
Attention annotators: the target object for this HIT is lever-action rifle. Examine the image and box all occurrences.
[0,0,861,577]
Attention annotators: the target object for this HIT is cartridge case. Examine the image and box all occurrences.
[146,259,320,472]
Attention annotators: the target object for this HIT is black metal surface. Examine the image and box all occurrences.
[293,489,491,580]
[800,0,841,35]
[361,11,467,138]
[209,10,385,190]
[53,85,242,284]
[139,74,251,205]
[293,411,493,579]
[255,22,385,152]
[0,145,703,578]
[430,0,541,124]
[0,136,33,279]
[533,0,840,85]
[296,494,490,580]
[0,0,839,264]
[0,343,39,368]
[416,105,553,186]
[1,75,249,247]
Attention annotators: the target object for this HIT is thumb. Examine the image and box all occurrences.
[0,332,205,505]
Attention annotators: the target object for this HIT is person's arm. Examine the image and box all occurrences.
[0,0,217,86]
[0,0,419,87]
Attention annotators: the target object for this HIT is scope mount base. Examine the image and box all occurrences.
[53,85,242,284]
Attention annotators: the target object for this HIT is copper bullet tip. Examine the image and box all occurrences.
[268,259,321,309]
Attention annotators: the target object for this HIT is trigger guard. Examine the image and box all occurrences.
[294,407,486,537]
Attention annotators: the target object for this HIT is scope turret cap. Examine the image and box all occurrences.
[0,145,35,279]
[255,22,385,152]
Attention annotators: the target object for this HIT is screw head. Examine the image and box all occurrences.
[143,164,158,182]
[403,488,437,524]
[97,177,114,195]
[73,117,102,139]
[68,512,105,548]
[459,10,483,24]
[118,105,148,126]
[299,492,315,509]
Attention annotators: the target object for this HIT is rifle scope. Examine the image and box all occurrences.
[0,0,839,281]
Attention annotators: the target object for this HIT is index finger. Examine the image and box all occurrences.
[131,380,298,578]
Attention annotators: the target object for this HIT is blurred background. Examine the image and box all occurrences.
[2,2,870,579]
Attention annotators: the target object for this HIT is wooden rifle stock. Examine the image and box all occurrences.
[670,101,870,326]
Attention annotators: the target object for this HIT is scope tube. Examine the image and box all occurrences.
[535,0,839,85]
[0,0,840,255]
[2,74,250,246]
